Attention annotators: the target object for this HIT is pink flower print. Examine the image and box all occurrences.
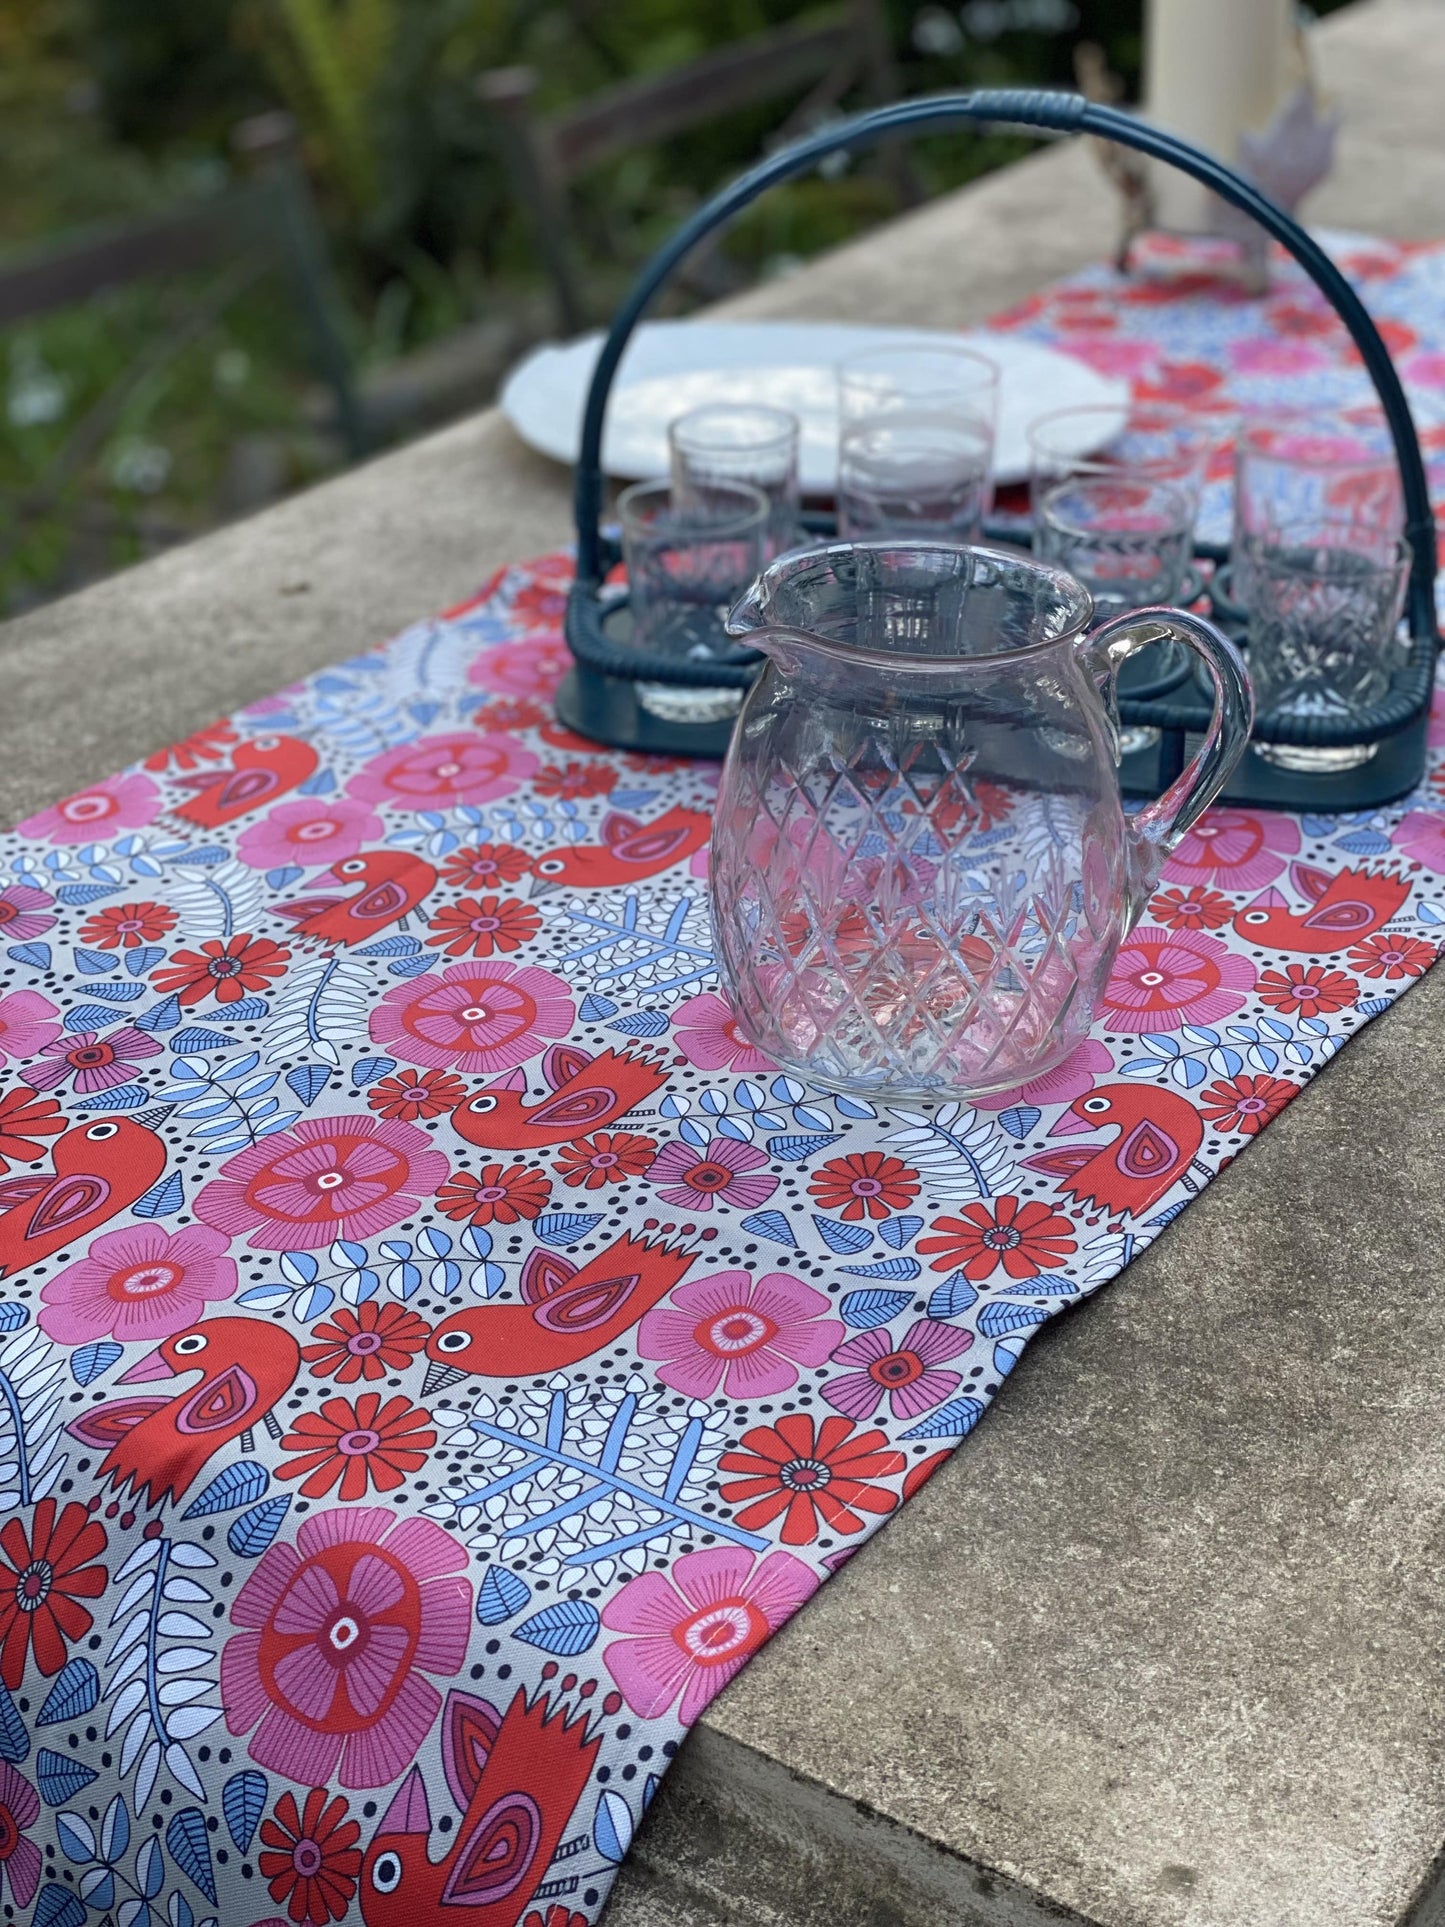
[22,1024,161,1094]
[638,1270,843,1400]
[346,733,537,813]
[468,635,572,699]
[1396,810,1445,874]
[822,1317,973,1423]
[369,960,574,1074]
[236,797,383,872]
[1228,336,1329,377]
[39,1223,237,1345]
[1161,808,1300,891]
[672,991,774,1073]
[645,1136,778,1213]
[1100,928,1255,1034]
[601,1545,817,1726]
[221,1509,472,1789]
[0,1762,40,1909]
[0,885,55,945]
[1404,350,1445,390]
[195,1115,448,1251]
[0,991,60,1064]
[18,771,159,845]
[972,1038,1114,1113]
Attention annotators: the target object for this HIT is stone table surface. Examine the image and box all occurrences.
[6,2,1445,1922]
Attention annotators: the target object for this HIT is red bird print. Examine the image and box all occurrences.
[271,851,437,947]
[0,1114,168,1279]
[452,1042,666,1151]
[423,1231,697,1391]
[166,734,318,829]
[1233,862,1410,953]
[66,1316,302,1508]
[530,807,711,894]
[360,1685,599,1927]
[1022,1083,1204,1218]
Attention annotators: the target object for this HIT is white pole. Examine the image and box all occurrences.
[1143,0,1297,230]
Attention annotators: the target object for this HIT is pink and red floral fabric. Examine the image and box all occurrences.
[0,235,1439,1927]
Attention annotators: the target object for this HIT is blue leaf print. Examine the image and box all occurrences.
[357,935,421,958]
[33,1884,86,1927]
[124,945,166,978]
[609,1010,669,1036]
[878,1214,923,1250]
[37,1659,99,1726]
[170,1026,233,1054]
[132,1172,184,1220]
[475,1566,532,1626]
[166,1810,216,1903]
[515,1600,601,1656]
[267,865,305,891]
[84,981,144,1004]
[286,1064,331,1106]
[228,1496,292,1557]
[839,1288,912,1329]
[135,995,182,1032]
[1334,828,1392,855]
[70,1342,122,1387]
[1002,1274,1078,1298]
[833,1093,877,1119]
[579,994,618,1021]
[1358,997,1392,1017]
[224,995,271,1020]
[7,942,50,969]
[182,1461,270,1518]
[998,1104,1042,1139]
[811,1215,871,1256]
[75,1083,150,1111]
[767,1133,839,1161]
[0,1304,26,1334]
[739,1210,798,1247]
[926,1272,979,1319]
[977,1299,1049,1338]
[533,1212,604,1248]
[351,1056,396,1086]
[73,948,112,975]
[594,1788,634,1862]
[389,954,435,978]
[902,1395,986,1440]
[63,1002,120,1033]
[839,1257,921,1281]
[56,884,114,907]
[0,1681,28,1761]
[36,1750,96,1805]
[222,1771,267,1854]
[994,1333,1029,1376]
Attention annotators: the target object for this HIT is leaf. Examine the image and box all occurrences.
[227,1496,291,1557]
[34,1883,87,1927]
[64,1001,122,1033]
[36,1750,96,1805]
[388,955,434,978]
[225,993,271,1021]
[357,934,421,958]
[767,1133,839,1162]
[85,981,144,1004]
[37,1658,98,1726]
[0,1681,25,1762]
[136,1833,165,1900]
[533,1212,604,1248]
[135,994,183,1033]
[1335,828,1392,855]
[839,1257,921,1281]
[132,1172,184,1221]
[182,1461,270,1519]
[81,1868,116,1911]
[71,1341,122,1387]
[75,1082,151,1112]
[515,1600,600,1657]
[57,883,115,906]
[170,1027,233,1054]
[839,1288,912,1329]
[166,1810,216,1903]
[811,1215,871,1256]
[594,1787,634,1862]
[223,1769,268,1853]
[351,1056,396,1086]
[264,955,374,1067]
[579,994,618,1021]
[0,1304,26,1335]
[608,1010,669,1036]
[878,1214,922,1250]
[101,1791,131,1862]
[998,1104,1042,1139]
[285,1064,331,1107]
[739,1210,798,1247]
[56,1811,96,1861]
[902,1395,987,1440]
[74,947,114,975]
[883,1105,1014,1202]
[977,1299,1049,1338]
[8,942,50,969]
[994,1333,1029,1376]
[475,1566,531,1626]
[125,945,166,978]
[927,1272,979,1319]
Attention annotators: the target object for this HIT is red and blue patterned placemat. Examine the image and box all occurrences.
[0,235,1441,1927]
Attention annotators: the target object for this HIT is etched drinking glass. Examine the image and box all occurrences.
[669,404,801,559]
[837,344,998,541]
[1233,410,1403,605]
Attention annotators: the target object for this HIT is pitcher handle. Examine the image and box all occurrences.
[1085,607,1254,918]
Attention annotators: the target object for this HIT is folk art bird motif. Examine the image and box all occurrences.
[530,807,711,894]
[1023,1083,1204,1219]
[451,1043,666,1151]
[66,1316,302,1508]
[1232,863,1409,953]
[271,851,438,947]
[0,1114,169,1278]
[423,1231,697,1391]
[360,1684,599,1927]
[165,733,319,829]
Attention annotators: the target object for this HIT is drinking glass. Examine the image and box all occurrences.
[1033,475,1195,615]
[669,404,801,559]
[837,344,998,541]
[1027,402,1218,517]
[1245,516,1410,773]
[1233,410,1403,605]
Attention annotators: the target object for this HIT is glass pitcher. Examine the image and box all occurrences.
[711,541,1252,1097]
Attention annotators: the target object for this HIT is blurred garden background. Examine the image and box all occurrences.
[0,0,1348,612]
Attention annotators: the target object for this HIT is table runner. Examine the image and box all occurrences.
[0,236,1443,1927]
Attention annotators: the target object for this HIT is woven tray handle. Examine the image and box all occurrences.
[571,89,1437,649]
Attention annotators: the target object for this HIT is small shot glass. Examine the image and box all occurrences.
[1233,410,1403,606]
[1245,515,1410,773]
[669,403,801,559]
[836,343,999,542]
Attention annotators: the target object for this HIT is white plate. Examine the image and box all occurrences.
[501,320,1130,493]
